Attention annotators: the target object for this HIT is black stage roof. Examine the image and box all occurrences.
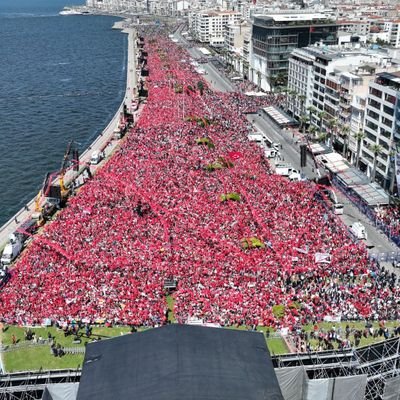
[77,324,283,400]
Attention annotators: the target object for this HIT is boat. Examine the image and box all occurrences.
[59,7,83,16]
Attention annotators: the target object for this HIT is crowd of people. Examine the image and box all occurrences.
[374,204,400,244]
[0,31,399,330]
[292,319,400,353]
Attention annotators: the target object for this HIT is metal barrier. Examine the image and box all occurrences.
[332,176,400,247]
[369,251,400,263]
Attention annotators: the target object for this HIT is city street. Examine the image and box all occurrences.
[249,113,399,272]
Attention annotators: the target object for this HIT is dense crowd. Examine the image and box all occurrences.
[0,33,399,329]
[374,204,400,242]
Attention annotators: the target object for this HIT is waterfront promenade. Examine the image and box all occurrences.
[0,23,138,249]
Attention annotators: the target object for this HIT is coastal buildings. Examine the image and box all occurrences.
[250,12,338,91]
[189,9,241,46]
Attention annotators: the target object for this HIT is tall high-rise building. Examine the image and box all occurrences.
[250,12,338,91]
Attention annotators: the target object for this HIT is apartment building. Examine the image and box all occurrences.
[369,19,400,47]
[189,10,241,46]
[250,12,338,91]
[224,21,251,76]
[338,20,371,37]
[362,72,400,190]
[288,45,397,172]
[287,48,315,119]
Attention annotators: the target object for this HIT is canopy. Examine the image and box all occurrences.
[77,324,283,400]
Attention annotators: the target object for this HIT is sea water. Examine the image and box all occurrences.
[0,0,126,225]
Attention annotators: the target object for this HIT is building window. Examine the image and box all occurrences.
[370,87,382,98]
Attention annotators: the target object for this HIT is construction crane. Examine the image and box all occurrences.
[31,142,79,226]
[59,140,79,201]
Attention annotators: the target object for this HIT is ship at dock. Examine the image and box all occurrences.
[59,6,92,16]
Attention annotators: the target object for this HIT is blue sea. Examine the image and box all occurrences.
[0,0,126,226]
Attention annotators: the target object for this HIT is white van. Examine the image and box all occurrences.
[288,171,302,182]
[275,164,299,177]
[90,150,103,165]
[264,149,279,159]
[333,203,344,215]
[350,222,367,240]
[1,235,23,265]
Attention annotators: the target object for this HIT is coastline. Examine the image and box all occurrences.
[0,20,139,249]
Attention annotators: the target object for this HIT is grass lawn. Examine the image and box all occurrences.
[4,347,84,373]
[300,320,400,349]
[1,325,131,348]
[166,294,176,323]
[266,338,289,355]
[1,325,132,372]
[1,320,398,372]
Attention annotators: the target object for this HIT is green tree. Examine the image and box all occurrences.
[197,81,204,96]
[256,70,262,89]
[341,124,351,158]
[327,117,338,149]
[370,143,383,182]
[354,130,365,168]
[307,125,318,140]
[318,110,327,133]
[307,106,317,122]
[299,115,309,133]
[298,94,306,115]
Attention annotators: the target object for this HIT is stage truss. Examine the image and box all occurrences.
[273,336,400,399]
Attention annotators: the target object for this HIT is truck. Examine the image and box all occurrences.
[1,234,23,265]
[275,163,299,177]
[248,133,266,147]
[0,218,38,266]
[332,203,344,215]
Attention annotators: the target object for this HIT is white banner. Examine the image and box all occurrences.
[323,314,342,322]
[315,252,332,264]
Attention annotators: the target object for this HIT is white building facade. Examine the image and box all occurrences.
[189,10,241,46]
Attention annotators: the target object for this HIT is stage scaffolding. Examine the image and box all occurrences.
[0,368,81,400]
[273,336,400,400]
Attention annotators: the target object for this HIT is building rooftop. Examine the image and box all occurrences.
[254,13,333,23]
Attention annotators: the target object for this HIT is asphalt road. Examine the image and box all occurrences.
[248,113,399,273]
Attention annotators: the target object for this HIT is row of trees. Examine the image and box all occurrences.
[281,88,386,182]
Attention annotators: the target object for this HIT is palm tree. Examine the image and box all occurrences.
[370,143,383,182]
[327,117,338,149]
[256,70,261,90]
[318,110,327,133]
[280,86,290,111]
[317,132,328,143]
[353,130,365,168]
[307,125,318,140]
[197,81,204,96]
[289,90,298,116]
[298,94,306,115]
[270,72,287,91]
[299,115,309,133]
[341,124,350,158]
